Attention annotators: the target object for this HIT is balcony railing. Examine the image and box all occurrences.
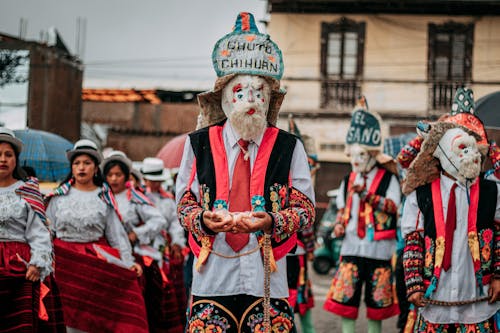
[321,80,361,111]
[429,81,466,112]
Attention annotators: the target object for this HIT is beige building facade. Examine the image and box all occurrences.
[269,5,500,163]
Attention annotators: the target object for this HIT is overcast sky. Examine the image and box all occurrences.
[0,0,268,90]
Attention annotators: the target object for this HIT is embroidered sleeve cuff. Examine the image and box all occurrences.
[269,187,315,242]
[178,190,215,240]
[29,251,53,280]
[403,231,425,298]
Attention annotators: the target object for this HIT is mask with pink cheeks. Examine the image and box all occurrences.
[221,75,271,141]
[433,127,482,185]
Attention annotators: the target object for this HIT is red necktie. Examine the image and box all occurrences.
[225,139,251,252]
[357,176,367,239]
[442,183,458,271]
[358,199,366,239]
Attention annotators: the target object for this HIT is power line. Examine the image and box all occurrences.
[85,56,208,66]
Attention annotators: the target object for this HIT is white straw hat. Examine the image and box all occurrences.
[66,139,103,164]
[101,150,132,173]
[141,157,169,181]
[0,127,23,153]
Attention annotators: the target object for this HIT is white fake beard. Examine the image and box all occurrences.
[229,108,267,141]
[456,154,481,182]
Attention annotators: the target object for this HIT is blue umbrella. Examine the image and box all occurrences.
[14,129,73,182]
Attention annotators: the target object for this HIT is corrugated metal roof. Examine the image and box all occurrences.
[82,88,162,104]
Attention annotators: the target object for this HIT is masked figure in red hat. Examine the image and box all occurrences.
[323,97,401,333]
[176,12,315,333]
[401,87,500,332]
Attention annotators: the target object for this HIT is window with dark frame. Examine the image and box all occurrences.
[320,17,365,110]
[428,22,474,111]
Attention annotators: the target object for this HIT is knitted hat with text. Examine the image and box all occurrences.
[197,12,286,127]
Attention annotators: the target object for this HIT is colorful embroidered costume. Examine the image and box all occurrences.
[401,88,500,332]
[176,12,315,333]
[0,178,65,333]
[402,176,500,329]
[324,167,401,320]
[323,98,401,332]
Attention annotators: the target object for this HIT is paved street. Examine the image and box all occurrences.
[296,263,400,333]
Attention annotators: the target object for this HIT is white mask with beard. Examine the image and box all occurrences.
[433,127,481,185]
[347,144,377,174]
[221,75,271,141]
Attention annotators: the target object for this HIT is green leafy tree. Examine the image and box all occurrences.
[0,50,28,88]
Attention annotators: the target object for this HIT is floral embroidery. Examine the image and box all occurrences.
[373,210,390,231]
[201,184,211,210]
[468,232,481,262]
[213,199,227,211]
[479,229,493,271]
[245,303,293,333]
[177,191,208,240]
[327,261,359,303]
[269,184,287,213]
[424,236,435,279]
[416,313,493,333]
[371,267,393,307]
[187,303,232,333]
[269,186,315,243]
[251,195,266,212]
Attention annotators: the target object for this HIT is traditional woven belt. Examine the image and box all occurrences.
[423,296,489,306]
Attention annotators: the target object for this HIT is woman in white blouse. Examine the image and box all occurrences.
[102,151,184,333]
[46,139,148,333]
[0,127,65,332]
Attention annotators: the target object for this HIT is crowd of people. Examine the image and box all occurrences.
[1,11,499,333]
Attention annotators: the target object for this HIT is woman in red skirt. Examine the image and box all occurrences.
[102,151,184,333]
[45,139,148,333]
[0,127,65,333]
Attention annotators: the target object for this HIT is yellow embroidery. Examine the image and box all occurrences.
[468,232,480,262]
[435,236,445,268]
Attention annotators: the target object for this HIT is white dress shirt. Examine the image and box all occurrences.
[337,167,401,261]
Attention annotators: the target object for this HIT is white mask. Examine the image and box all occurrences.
[348,144,377,174]
[221,75,271,141]
[433,128,481,185]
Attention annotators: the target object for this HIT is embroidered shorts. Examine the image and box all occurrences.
[323,256,400,320]
[415,313,496,333]
[188,294,296,333]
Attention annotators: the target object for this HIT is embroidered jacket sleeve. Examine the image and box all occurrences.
[360,174,400,215]
[401,190,425,296]
[494,183,500,278]
[299,224,316,254]
[176,136,213,241]
[24,201,53,280]
[133,203,167,245]
[104,207,135,267]
[268,140,316,239]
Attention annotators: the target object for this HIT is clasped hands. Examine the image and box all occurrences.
[203,210,272,234]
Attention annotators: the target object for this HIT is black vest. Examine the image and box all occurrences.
[189,123,297,213]
[416,177,497,283]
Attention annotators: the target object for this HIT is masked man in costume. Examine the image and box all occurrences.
[401,87,500,332]
[324,97,401,333]
[176,12,315,333]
